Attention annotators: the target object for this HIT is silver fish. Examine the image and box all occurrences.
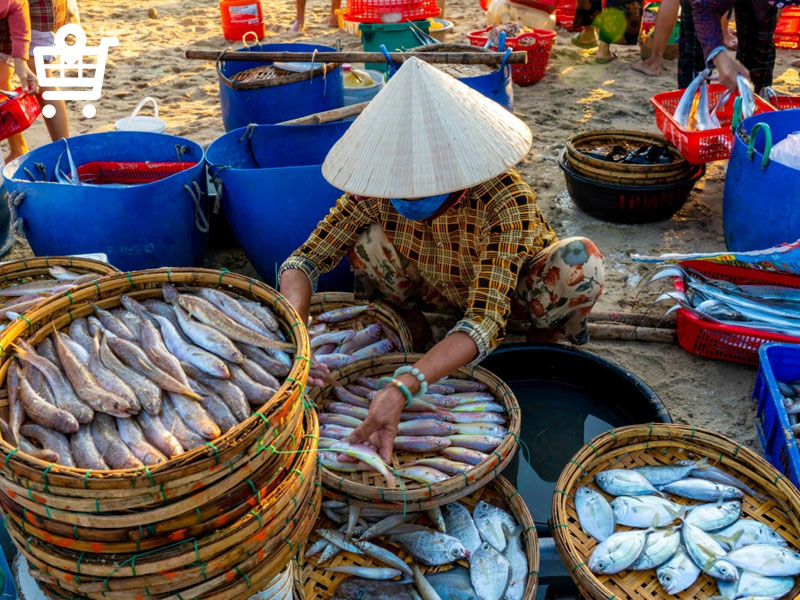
[240,298,280,333]
[675,68,711,128]
[326,567,403,580]
[445,435,500,453]
[631,527,681,570]
[394,436,451,453]
[311,330,356,349]
[696,82,719,131]
[349,339,394,361]
[318,542,343,564]
[396,466,448,484]
[439,378,488,393]
[172,304,244,363]
[427,507,446,534]
[454,423,507,438]
[196,288,272,336]
[397,420,456,437]
[361,514,418,540]
[719,544,800,577]
[405,458,467,476]
[588,528,651,574]
[305,539,329,559]
[336,579,414,600]
[681,521,739,581]
[503,526,527,600]
[633,458,708,486]
[442,502,482,556]
[392,530,470,565]
[575,486,615,541]
[685,501,741,531]
[473,501,516,552]
[687,464,766,501]
[410,563,441,600]
[737,74,756,120]
[610,495,683,529]
[656,547,701,595]
[339,324,382,355]
[595,469,662,497]
[317,528,365,554]
[470,542,510,600]
[425,567,476,600]
[353,539,412,575]
[659,478,743,501]
[720,569,795,600]
[713,519,788,549]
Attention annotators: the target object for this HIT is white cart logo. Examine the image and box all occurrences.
[32,24,118,119]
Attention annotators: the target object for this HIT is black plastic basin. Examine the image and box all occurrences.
[480,343,671,539]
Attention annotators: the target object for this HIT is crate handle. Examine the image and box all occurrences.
[746,122,772,170]
[730,96,743,134]
[498,31,507,52]
[242,31,260,49]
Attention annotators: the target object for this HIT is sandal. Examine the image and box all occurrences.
[595,53,618,64]
[571,31,598,49]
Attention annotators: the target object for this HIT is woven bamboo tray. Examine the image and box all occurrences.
[409,43,497,79]
[310,292,413,353]
[310,353,520,509]
[302,476,538,600]
[551,424,800,600]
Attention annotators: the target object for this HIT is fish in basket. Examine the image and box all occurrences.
[0,268,321,600]
[551,423,800,600]
[309,353,521,511]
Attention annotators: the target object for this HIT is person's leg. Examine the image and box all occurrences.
[514,238,605,345]
[571,0,600,47]
[632,0,679,76]
[289,0,306,32]
[0,61,27,160]
[734,0,777,93]
[328,0,341,27]
[596,40,617,62]
[677,0,706,88]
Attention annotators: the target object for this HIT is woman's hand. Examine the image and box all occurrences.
[713,52,750,92]
[345,384,406,464]
[13,58,37,94]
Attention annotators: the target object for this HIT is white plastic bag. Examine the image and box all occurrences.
[771,131,800,170]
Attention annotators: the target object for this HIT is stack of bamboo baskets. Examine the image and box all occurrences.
[0,268,319,600]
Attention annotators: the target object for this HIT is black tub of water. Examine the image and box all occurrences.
[480,343,671,599]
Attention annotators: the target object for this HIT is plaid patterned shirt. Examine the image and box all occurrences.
[688,0,772,56]
[281,169,557,361]
[0,0,64,55]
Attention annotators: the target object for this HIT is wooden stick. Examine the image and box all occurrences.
[589,311,676,329]
[588,323,677,344]
[185,49,528,65]
[279,101,369,125]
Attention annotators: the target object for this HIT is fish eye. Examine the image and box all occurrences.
[452,548,462,556]
[662,575,672,582]
[597,561,605,570]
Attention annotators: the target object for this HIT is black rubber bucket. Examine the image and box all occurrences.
[558,149,705,224]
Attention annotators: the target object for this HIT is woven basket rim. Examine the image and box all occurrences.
[566,129,687,174]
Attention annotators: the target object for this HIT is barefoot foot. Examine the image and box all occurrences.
[288,19,303,33]
[632,58,662,76]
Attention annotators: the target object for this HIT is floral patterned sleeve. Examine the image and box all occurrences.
[279,194,376,292]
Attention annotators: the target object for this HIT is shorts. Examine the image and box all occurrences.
[0,30,56,65]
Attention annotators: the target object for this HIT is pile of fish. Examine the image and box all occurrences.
[576,458,799,599]
[0,266,106,332]
[308,498,527,600]
[318,377,507,485]
[674,71,755,132]
[1,284,296,469]
[645,264,800,338]
[309,304,403,370]
[774,379,800,441]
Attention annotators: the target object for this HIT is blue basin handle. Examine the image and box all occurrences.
[746,122,772,171]
[185,182,210,234]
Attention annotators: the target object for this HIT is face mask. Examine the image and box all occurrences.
[389,193,451,222]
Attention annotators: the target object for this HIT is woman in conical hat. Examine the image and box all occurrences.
[280,57,604,462]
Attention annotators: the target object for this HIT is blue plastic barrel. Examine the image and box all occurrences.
[723,109,800,251]
[206,122,354,291]
[3,132,208,270]
[218,43,344,131]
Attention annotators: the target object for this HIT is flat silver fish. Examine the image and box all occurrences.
[656,547,700,595]
[588,529,650,575]
[631,527,681,570]
[353,539,412,575]
[595,469,662,497]
[610,495,683,529]
[713,519,788,550]
[633,458,708,486]
[470,542,510,600]
[681,521,739,581]
[659,478,743,501]
[503,525,527,600]
[392,530,469,565]
[473,501,516,552]
[326,567,403,580]
[685,501,741,531]
[576,486,615,541]
[442,502,482,556]
[720,544,800,577]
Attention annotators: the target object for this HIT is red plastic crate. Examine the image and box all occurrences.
[0,89,40,141]
[764,93,800,110]
[650,83,775,164]
[76,161,197,185]
[775,6,800,49]
[467,27,556,86]
[674,260,800,365]
[345,0,439,23]
[555,0,578,30]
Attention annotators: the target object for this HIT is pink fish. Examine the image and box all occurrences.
[397,419,457,436]
[441,447,489,465]
[393,436,451,453]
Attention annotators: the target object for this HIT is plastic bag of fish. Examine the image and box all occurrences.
[318,376,507,485]
[307,498,527,600]
[575,458,799,599]
[1,283,297,469]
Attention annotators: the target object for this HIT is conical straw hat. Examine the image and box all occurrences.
[322,56,532,198]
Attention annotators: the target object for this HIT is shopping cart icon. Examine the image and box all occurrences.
[33,24,118,119]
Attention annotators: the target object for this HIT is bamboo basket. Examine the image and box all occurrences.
[0,268,319,599]
[565,130,693,185]
[310,353,520,509]
[309,292,413,353]
[302,476,539,600]
[551,424,800,600]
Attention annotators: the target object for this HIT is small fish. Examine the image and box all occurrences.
[449,412,504,424]
[575,487,615,542]
[451,403,504,414]
[20,424,74,467]
[450,392,495,405]
[160,395,207,451]
[317,528,365,554]
[720,570,795,600]
[305,539,329,559]
[470,542,510,600]
[454,423,507,438]
[227,362,275,404]
[674,68,711,128]
[425,567,477,600]
[172,304,245,364]
[713,519,788,549]
[0,279,59,297]
[92,304,137,341]
[633,458,708,486]
[392,530,470,565]
[356,376,382,391]
[117,418,167,466]
[442,502,482,556]
[239,298,280,333]
[445,435,501,453]
[440,447,488,466]
[71,426,109,470]
[687,464,766,500]
[240,343,290,378]
[330,442,397,486]
[319,451,362,472]
[326,567,402,580]
[594,469,662,497]
[658,478,743,501]
[416,394,459,409]
[320,413,362,428]
[656,547,700,595]
[18,369,80,434]
[405,458,467,476]
[631,527,681,570]
[411,564,441,600]
[196,288,273,336]
[503,526,527,600]
[438,378,488,393]
[681,521,739,581]
[7,362,23,446]
[18,436,59,463]
[393,436,451,453]
[396,466,449,484]
[339,323,383,355]
[169,392,221,440]
[151,314,231,379]
[400,411,456,423]
[361,514,418,540]
[685,501,741,531]
[327,402,369,420]
[334,387,372,409]
[353,539,413,575]
[397,419,456,437]
[474,501,516,552]
[318,542,343,564]
[348,384,378,399]
[719,544,800,577]
[91,414,143,469]
[350,339,394,361]
[588,528,651,575]
[320,424,355,440]
[311,330,356,349]
[97,333,161,415]
[336,579,414,600]
[610,495,683,529]
[316,305,373,323]
[182,362,250,422]
[137,409,184,458]
[88,333,140,412]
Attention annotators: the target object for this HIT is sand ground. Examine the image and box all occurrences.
[5,0,800,450]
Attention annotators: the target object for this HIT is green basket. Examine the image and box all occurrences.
[359,20,432,72]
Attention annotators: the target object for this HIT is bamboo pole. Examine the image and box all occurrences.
[589,311,676,329]
[587,323,676,344]
[185,49,528,65]
[279,101,369,125]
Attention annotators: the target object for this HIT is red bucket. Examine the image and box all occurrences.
[0,89,40,141]
[467,27,557,86]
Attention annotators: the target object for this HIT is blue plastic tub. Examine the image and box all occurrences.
[3,132,208,271]
[205,122,354,291]
[753,342,800,489]
[724,109,800,252]
[218,43,344,131]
